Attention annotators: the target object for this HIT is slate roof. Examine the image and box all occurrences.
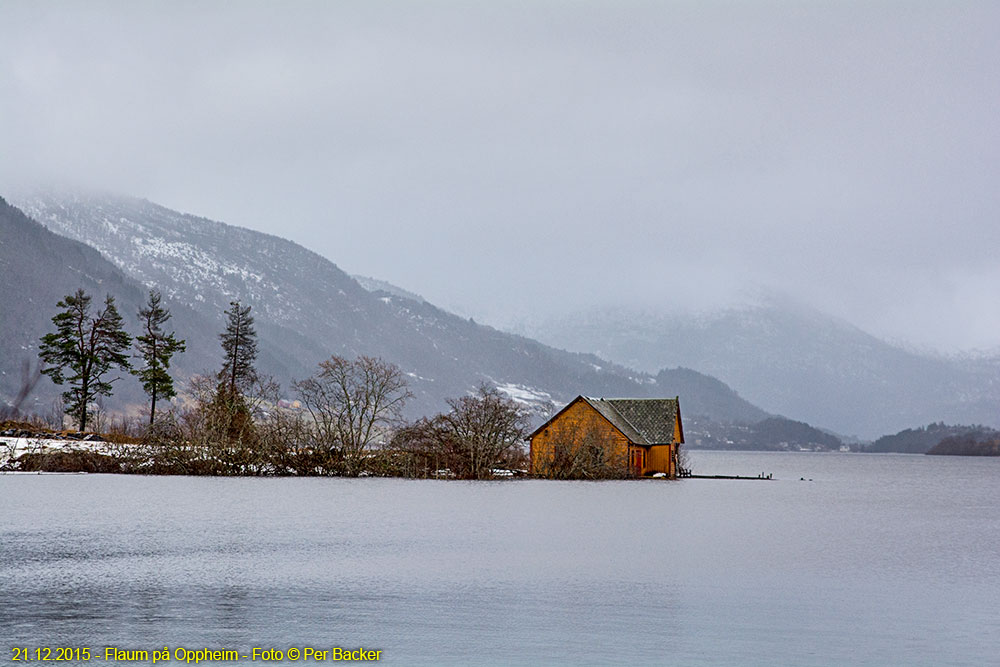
[581,397,681,445]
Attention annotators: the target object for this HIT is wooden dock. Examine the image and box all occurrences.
[686,473,773,480]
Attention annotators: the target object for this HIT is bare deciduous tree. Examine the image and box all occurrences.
[294,356,412,475]
[172,372,280,474]
[396,384,530,479]
[542,425,632,480]
[676,445,691,476]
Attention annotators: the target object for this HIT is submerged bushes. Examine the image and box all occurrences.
[3,379,533,479]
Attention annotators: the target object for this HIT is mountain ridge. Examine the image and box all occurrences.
[7,190,771,426]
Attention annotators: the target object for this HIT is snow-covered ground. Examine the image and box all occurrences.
[0,436,111,468]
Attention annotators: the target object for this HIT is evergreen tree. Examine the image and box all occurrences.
[133,290,186,424]
[218,300,258,395]
[38,289,132,431]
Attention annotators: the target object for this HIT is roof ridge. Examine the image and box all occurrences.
[584,396,680,403]
[602,397,678,402]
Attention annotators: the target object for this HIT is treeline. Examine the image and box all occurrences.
[6,288,530,478]
[927,434,1000,457]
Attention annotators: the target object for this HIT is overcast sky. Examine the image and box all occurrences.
[2,1,998,351]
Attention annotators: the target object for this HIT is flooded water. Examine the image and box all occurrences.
[2,451,999,665]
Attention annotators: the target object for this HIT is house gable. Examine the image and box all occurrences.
[528,396,629,441]
[528,397,631,474]
[529,395,683,477]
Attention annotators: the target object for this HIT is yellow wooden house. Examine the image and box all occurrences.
[529,396,684,478]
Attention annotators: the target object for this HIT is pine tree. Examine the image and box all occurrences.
[133,290,186,424]
[38,289,132,431]
[218,300,258,395]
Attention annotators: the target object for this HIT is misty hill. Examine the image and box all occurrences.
[0,196,221,415]
[654,367,768,423]
[528,301,1000,439]
[8,191,777,425]
[650,368,842,450]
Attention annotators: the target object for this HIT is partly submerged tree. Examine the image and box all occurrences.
[133,290,186,424]
[437,384,531,479]
[180,373,276,474]
[542,425,631,480]
[396,384,530,479]
[294,355,412,475]
[218,300,258,395]
[38,289,132,431]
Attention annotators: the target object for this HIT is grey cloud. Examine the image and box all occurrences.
[2,1,998,350]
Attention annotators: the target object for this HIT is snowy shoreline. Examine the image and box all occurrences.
[0,435,113,467]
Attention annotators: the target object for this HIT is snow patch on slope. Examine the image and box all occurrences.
[495,382,552,406]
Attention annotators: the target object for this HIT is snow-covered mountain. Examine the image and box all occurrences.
[13,189,991,441]
[10,190,771,422]
[0,196,221,413]
[528,300,1000,439]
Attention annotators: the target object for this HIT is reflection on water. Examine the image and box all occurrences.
[2,452,999,666]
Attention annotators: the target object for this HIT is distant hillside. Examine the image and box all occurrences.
[9,190,777,425]
[685,415,842,451]
[529,301,1000,439]
[352,275,425,303]
[654,367,768,423]
[927,434,1000,456]
[866,423,998,454]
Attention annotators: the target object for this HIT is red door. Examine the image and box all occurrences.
[631,448,645,475]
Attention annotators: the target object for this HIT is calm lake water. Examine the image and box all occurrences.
[2,451,999,666]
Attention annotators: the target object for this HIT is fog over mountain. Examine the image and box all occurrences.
[2,2,998,353]
[526,300,1000,439]
[11,190,771,424]
[8,189,997,444]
